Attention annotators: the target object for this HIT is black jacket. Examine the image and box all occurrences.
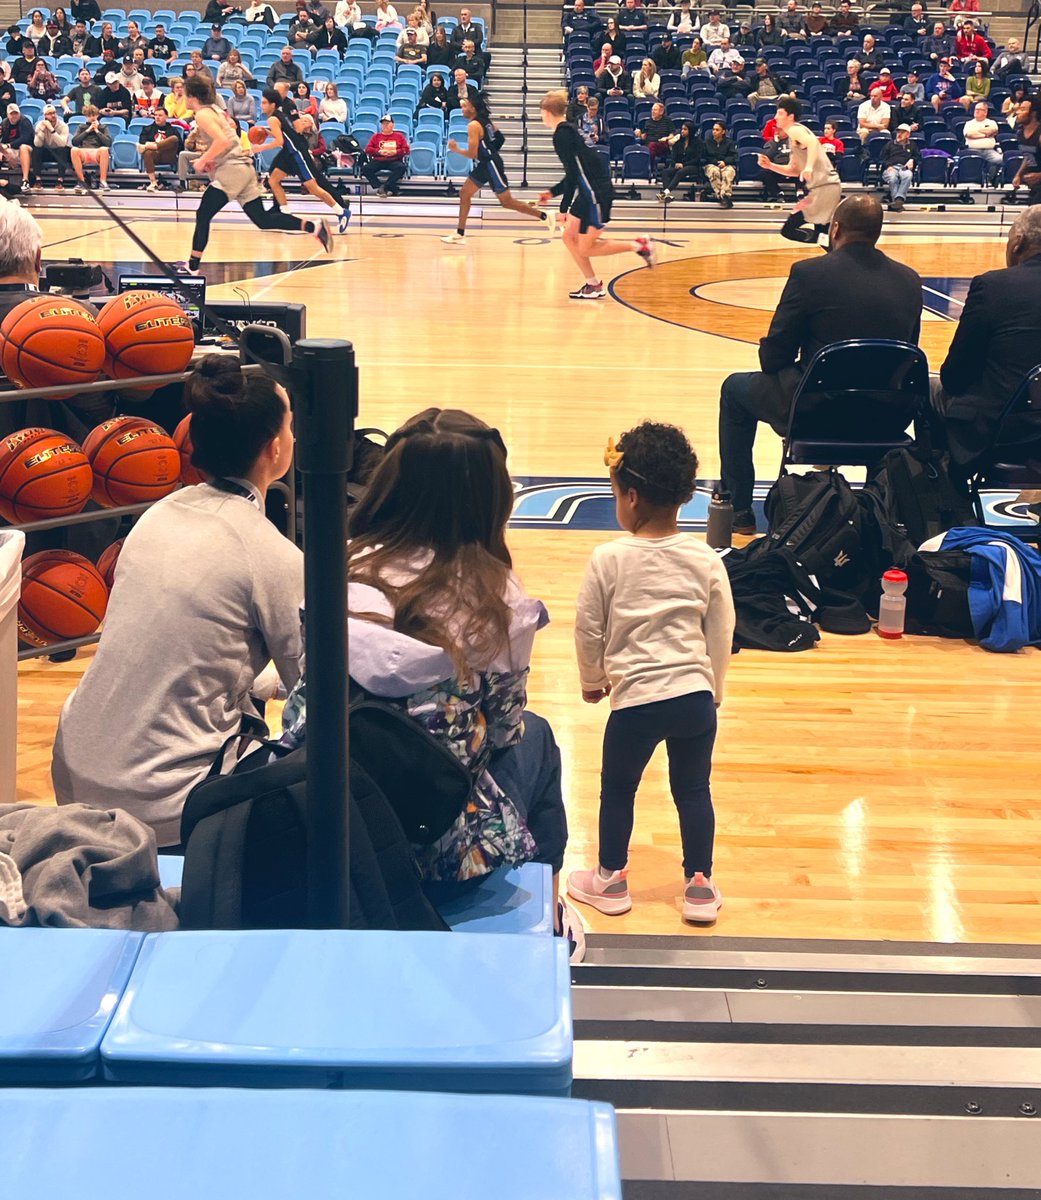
[759,242,923,376]
[451,20,483,50]
[938,255,1041,462]
[452,52,485,82]
[652,44,682,71]
[426,41,454,66]
[596,67,632,95]
[416,81,449,115]
[879,139,920,170]
[706,134,737,166]
[671,133,706,167]
[70,0,101,20]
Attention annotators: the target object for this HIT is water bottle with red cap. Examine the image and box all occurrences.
[877,568,908,639]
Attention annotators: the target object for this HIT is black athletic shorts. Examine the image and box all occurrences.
[469,154,509,194]
[568,188,612,233]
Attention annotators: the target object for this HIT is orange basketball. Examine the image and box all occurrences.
[0,295,105,392]
[96,537,125,589]
[0,426,93,524]
[173,413,205,486]
[248,124,268,145]
[18,549,108,648]
[98,291,195,381]
[83,416,180,508]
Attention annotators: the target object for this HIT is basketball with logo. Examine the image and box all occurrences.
[95,537,125,589]
[0,295,105,392]
[83,416,180,507]
[0,426,93,524]
[98,290,195,381]
[18,550,108,648]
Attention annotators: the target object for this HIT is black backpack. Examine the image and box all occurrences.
[762,469,874,595]
[178,744,449,932]
[903,549,975,638]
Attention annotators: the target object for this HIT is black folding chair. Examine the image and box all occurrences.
[780,339,930,476]
[967,363,1041,542]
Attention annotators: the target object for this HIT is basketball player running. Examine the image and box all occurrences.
[178,75,331,277]
[258,88,351,234]
[538,89,655,300]
[758,96,842,247]
[441,96,554,245]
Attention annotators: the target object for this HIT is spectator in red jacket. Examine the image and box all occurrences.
[362,114,409,195]
[954,20,991,62]
[820,121,845,157]
[872,67,899,103]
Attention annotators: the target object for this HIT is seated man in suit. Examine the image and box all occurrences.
[718,195,923,533]
[932,206,1041,470]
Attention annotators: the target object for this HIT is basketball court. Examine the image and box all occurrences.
[12,197,1040,945]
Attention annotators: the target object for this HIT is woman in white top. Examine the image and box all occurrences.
[375,0,401,30]
[25,9,48,45]
[633,58,660,99]
[318,81,348,123]
[567,421,735,926]
[217,49,255,87]
[396,12,430,46]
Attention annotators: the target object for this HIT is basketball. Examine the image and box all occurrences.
[0,295,105,392]
[17,549,108,648]
[248,124,268,145]
[95,537,125,589]
[173,413,205,486]
[83,416,180,508]
[0,427,93,524]
[98,291,195,381]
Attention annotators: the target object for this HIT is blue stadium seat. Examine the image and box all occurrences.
[609,130,635,162]
[952,154,989,186]
[408,143,438,176]
[1002,154,1023,184]
[110,137,141,171]
[622,144,651,181]
[737,150,761,182]
[918,154,951,185]
[443,147,471,177]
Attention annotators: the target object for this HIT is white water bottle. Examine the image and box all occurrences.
[877,568,908,639]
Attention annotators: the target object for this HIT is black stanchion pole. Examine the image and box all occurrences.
[292,338,356,930]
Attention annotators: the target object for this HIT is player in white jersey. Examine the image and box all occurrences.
[758,96,842,247]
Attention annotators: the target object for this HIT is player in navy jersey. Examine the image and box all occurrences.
[441,96,554,245]
[539,89,655,300]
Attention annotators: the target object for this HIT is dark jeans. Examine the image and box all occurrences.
[362,160,407,193]
[661,163,702,192]
[31,145,70,183]
[599,691,717,878]
[718,367,797,513]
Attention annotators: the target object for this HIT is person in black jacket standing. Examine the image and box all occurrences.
[718,195,923,532]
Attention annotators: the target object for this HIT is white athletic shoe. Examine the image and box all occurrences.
[99,181,111,191]
[441,232,466,244]
[543,207,557,236]
[568,281,605,300]
[567,865,632,915]
[683,873,722,924]
[145,181,160,192]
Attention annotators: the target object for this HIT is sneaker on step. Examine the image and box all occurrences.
[568,281,605,300]
[145,180,160,192]
[634,235,657,268]
[683,872,722,923]
[556,899,586,963]
[441,232,466,244]
[567,865,632,915]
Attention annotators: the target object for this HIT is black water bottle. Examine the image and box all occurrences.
[706,489,734,550]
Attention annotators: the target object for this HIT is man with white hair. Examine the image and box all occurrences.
[31,103,71,190]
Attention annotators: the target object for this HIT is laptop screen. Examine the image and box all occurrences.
[117,273,206,330]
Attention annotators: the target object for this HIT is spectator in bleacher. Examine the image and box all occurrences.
[136,107,181,190]
[202,23,232,61]
[1012,96,1041,204]
[26,59,60,102]
[597,54,632,99]
[361,113,409,194]
[375,0,402,32]
[417,71,449,115]
[453,39,485,82]
[133,49,160,83]
[447,67,479,111]
[217,49,255,86]
[0,75,13,122]
[700,10,728,47]
[872,66,899,103]
[136,76,165,117]
[778,0,805,40]
[268,46,305,87]
[756,14,783,49]
[427,24,453,63]
[11,43,40,85]
[119,20,147,55]
[927,59,963,111]
[1002,82,1029,128]
[820,120,844,156]
[69,19,91,57]
[992,38,1025,80]
[748,58,792,108]
[53,8,70,33]
[635,100,674,167]
[895,88,923,130]
[880,123,919,209]
[86,20,119,57]
[204,0,242,23]
[708,36,743,75]
[617,0,649,35]
[759,126,790,198]
[165,76,191,121]
[244,0,277,28]
[705,120,737,207]
[931,207,1041,467]
[99,72,133,123]
[594,40,614,73]
[857,33,883,72]
[24,9,47,47]
[668,0,697,36]
[30,105,70,190]
[857,86,891,143]
[633,58,660,99]
[732,19,754,50]
[289,7,318,51]
[801,2,829,38]
[6,18,27,52]
[396,11,429,46]
[189,49,216,82]
[226,78,256,123]
[41,19,73,58]
[149,24,179,65]
[922,22,953,64]
[903,3,928,37]
[681,36,708,76]
[311,13,350,56]
[653,33,682,73]
[452,7,483,49]
[719,195,922,532]
[294,80,319,119]
[0,104,33,191]
[603,16,626,59]
[71,0,101,22]
[578,94,603,145]
[831,0,859,34]
[318,81,347,123]
[948,0,980,27]
[963,101,1002,181]
[954,19,990,64]
[658,119,704,200]
[962,58,991,109]
[62,67,100,115]
[901,68,925,103]
[563,0,603,42]
[70,104,111,190]
[91,48,118,85]
[112,58,142,95]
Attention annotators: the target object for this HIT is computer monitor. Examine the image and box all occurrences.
[117,273,207,333]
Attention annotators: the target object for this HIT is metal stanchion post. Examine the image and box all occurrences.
[292,338,356,929]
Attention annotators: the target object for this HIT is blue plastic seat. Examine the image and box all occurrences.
[110,136,141,170]
[622,144,651,181]
[424,864,555,937]
[100,929,572,1093]
[407,143,438,175]
[0,929,142,1083]
[4,1089,620,1200]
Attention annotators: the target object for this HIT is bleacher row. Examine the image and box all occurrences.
[6,7,491,184]
[566,20,1035,191]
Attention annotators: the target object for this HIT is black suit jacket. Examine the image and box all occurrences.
[938,254,1041,462]
[451,21,483,50]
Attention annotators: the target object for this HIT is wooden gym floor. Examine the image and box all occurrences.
[14,201,1041,944]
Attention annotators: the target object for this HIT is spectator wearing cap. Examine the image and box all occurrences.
[92,48,118,86]
[901,69,925,104]
[653,33,682,73]
[396,27,427,65]
[99,72,133,122]
[31,104,71,190]
[748,59,792,108]
[858,86,891,144]
[922,22,953,64]
[880,124,920,210]
[0,103,34,192]
[362,115,409,196]
[41,19,73,57]
[803,2,829,38]
[700,10,729,47]
[597,54,632,99]
[11,43,39,85]
[202,24,232,61]
[962,101,1003,182]
[927,58,963,112]
[116,55,144,95]
[872,67,899,103]
[734,20,757,49]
